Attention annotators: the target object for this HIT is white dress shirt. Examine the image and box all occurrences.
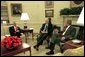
[14,26,17,32]
[62,25,71,35]
[42,24,48,33]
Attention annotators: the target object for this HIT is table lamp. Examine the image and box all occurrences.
[21,13,29,29]
[77,7,84,26]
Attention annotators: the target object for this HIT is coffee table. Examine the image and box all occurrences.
[1,43,31,56]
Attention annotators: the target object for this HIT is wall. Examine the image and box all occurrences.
[54,1,70,29]
[2,1,70,34]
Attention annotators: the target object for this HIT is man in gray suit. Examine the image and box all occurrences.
[46,20,76,55]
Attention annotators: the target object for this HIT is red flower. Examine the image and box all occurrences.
[1,36,22,49]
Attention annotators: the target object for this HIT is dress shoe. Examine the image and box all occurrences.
[46,51,54,55]
[33,45,39,51]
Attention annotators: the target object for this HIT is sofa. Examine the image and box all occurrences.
[53,45,84,56]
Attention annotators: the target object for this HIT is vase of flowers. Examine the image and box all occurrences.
[1,36,22,50]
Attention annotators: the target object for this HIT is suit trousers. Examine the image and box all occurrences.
[36,33,48,47]
[49,42,63,53]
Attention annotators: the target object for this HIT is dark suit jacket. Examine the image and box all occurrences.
[9,26,21,37]
[63,25,76,40]
[40,23,54,36]
[51,25,76,44]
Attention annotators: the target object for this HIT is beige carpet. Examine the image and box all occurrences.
[1,34,61,56]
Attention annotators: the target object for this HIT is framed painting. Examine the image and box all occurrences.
[45,1,54,8]
[11,3,22,16]
[70,1,84,8]
[45,10,54,17]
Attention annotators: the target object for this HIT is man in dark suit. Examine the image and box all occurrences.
[9,22,22,38]
[33,18,54,51]
[46,20,76,55]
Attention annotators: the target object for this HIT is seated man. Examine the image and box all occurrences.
[46,20,76,55]
[9,22,22,38]
[46,25,61,54]
[33,18,54,51]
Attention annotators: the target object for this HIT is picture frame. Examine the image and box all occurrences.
[45,1,54,8]
[11,3,22,16]
[70,1,84,8]
[45,10,54,17]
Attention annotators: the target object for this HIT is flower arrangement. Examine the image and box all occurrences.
[1,36,22,49]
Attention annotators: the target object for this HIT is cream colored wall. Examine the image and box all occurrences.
[6,1,70,33]
[54,1,70,29]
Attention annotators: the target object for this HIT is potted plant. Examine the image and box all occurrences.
[60,7,82,15]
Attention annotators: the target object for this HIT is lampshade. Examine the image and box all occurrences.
[3,21,6,24]
[77,7,84,26]
[21,13,29,20]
